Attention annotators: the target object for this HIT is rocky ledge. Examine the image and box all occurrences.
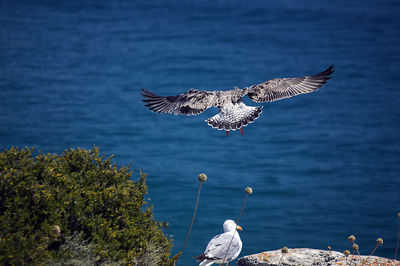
[237,248,400,265]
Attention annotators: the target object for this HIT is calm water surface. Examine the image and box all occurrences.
[1,0,400,264]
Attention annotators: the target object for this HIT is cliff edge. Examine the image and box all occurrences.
[237,248,400,265]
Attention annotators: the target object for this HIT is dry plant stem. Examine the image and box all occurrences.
[357,249,364,265]
[396,227,400,260]
[180,182,203,256]
[363,245,378,265]
[356,249,363,264]
[350,249,355,266]
[236,192,249,225]
[352,249,354,265]
[222,230,237,264]
[351,255,357,266]
[278,254,284,265]
[222,192,249,263]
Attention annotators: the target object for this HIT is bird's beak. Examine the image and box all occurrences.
[236,225,243,231]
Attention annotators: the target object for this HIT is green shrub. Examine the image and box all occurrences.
[0,147,177,265]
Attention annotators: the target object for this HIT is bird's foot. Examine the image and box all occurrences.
[240,127,244,136]
[225,131,229,136]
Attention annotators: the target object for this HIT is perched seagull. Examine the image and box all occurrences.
[194,220,243,266]
[142,65,334,136]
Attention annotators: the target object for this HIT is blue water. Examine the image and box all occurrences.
[1,0,400,264]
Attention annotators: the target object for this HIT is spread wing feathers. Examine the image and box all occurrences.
[141,88,217,116]
[194,232,241,262]
[247,65,334,103]
[206,100,262,131]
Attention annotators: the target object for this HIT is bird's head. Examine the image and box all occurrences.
[223,219,243,232]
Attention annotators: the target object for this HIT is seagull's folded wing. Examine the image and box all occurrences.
[204,232,241,261]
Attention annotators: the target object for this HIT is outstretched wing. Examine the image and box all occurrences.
[141,88,217,116]
[247,65,334,103]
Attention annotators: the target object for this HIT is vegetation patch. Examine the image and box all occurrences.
[0,147,177,265]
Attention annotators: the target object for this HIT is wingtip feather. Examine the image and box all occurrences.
[313,65,335,78]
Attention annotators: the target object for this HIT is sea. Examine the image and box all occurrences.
[1,0,400,265]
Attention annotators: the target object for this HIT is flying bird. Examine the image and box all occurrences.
[142,65,334,136]
[194,219,243,266]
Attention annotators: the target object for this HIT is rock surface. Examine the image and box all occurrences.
[236,248,400,265]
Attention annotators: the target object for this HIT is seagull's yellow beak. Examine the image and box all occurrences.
[236,225,243,231]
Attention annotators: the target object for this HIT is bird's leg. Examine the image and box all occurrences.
[240,127,244,136]
[225,131,229,136]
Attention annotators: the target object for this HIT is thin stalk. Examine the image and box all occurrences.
[363,244,378,265]
[222,191,250,264]
[356,249,363,264]
[396,227,400,260]
[236,192,249,225]
[278,254,285,265]
[180,182,203,256]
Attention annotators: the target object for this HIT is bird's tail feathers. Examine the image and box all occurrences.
[194,254,206,261]
[206,102,262,131]
[194,254,214,266]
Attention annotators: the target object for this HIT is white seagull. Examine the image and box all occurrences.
[142,65,334,136]
[194,220,243,266]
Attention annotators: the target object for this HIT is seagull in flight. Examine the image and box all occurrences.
[142,65,334,136]
[194,219,243,266]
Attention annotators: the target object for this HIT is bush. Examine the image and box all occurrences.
[0,147,177,265]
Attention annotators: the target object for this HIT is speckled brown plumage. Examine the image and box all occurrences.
[142,65,334,134]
